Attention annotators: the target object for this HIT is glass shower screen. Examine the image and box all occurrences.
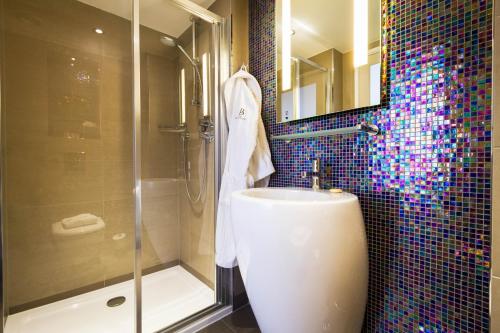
[0,0,229,332]
[138,1,221,331]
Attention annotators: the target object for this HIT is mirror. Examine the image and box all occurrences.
[276,0,382,123]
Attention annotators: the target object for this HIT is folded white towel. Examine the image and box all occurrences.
[62,213,99,229]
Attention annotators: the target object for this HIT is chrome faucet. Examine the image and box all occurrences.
[301,158,321,191]
[311,158,321,191]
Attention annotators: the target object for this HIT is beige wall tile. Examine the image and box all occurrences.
[141,51,180,179]
[6,201,105,306]
[492,276,500,332]
[6,156,104,206]
[102,199,135,282]
[179,145,216,286]
[2,0,222,309]
[100,57,133,124]
[2,0,132,307]
[102,119,133,161]
[230,0,249,74]
[142,194,180,264]
[102,160,134,201]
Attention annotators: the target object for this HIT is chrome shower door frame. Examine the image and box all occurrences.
[131,0,142,331]
[131,0,231,332]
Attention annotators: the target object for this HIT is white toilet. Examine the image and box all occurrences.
[231,188,368,333]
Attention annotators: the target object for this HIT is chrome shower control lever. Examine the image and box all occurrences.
[199,116,215,142]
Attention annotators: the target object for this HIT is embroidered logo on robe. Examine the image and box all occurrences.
[236,108,247,120]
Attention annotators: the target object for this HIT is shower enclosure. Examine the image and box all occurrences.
[0,0,231,332]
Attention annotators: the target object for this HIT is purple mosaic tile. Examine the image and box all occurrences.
[249,0,492,332]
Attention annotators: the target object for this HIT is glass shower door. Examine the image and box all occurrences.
[0,0,229,332]
[138,1,221,331]
[0,0,136,332]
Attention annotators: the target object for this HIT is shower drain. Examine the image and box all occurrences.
[107,296,126,307]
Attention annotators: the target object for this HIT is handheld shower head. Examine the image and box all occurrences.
[160,35,202,106]
[160,36,177,47]
[160,36,198,68]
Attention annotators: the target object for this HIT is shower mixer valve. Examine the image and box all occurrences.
[199,116,215,142]
[177,118,214,143]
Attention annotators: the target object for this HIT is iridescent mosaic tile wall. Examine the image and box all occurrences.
[249,0,492,331]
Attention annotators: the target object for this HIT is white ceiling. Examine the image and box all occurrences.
[277,0,381,59]
[78,0,216,37]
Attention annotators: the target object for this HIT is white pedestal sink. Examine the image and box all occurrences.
[231,188,368,333]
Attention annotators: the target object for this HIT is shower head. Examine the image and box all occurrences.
[160,35,202,107]
[160,36,177,47]
[161,36,199,68]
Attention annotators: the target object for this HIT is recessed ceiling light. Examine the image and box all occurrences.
[94,28,104,34]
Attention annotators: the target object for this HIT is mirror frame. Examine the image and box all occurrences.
[274,0,389,123]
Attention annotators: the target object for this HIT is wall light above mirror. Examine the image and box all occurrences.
[276,0,382,123]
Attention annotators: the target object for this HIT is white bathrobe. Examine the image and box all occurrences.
[216,69,275,268]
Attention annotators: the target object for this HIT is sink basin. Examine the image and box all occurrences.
[231,187,368,333]
[238,187,340,201]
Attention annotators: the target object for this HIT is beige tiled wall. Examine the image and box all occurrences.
[177,18,216,287]
[179,140,216,287]
[1,0,234,312]
[492,3,500,332]
[1,0,181,310]
[230,0,249,74]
